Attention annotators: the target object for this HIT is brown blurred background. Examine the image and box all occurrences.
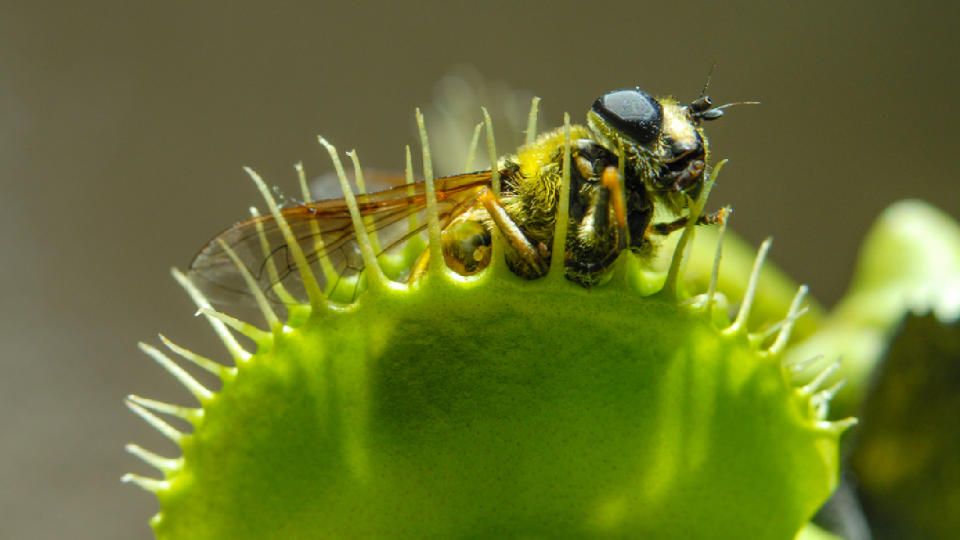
[2,1,958,538]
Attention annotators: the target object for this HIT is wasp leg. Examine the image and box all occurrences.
[564,166,628,285]
[577,165,629,250]
[574,166,628,252]
[648,207,728,236]
[600,166,628,251]
[577,182,610,244]
[478,188,548,277]
[408,248,430,282]
[697,207,728,225]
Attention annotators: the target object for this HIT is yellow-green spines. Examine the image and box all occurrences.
[127,95,851,539]
[141,267,845,539]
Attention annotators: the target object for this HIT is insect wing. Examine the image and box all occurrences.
[187,171,493,305]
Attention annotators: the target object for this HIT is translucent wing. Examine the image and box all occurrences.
[188,171,493,305]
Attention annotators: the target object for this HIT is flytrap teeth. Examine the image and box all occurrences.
[821,417,859,433]
[680,291,730,313]
[197,307,272,345]
[724,237,773,336]
[127,394,199,423]
[125,397,188,443]
[318,137,389,289]
[121,473,170,493]
[158,334,231,378]
[172,268,252,363]
[248,206,302,307]
[750,284,809,354]
[245,166,325,308]
[661,161,726,300]
[215,238,281,332]
[346,149,384,255]
[754,305,809,341]
[705,205,732,319]
[811,379,847,418]
[125,443,181,473]
[799,359,842,396]
[463,122,483,172]
[787,354,824,375]
[547,113,573,281]
[767,284,808,355]
[138,342,213,402]
[479,106,509,278]
[525,96,541,146]
[413,110,445,278]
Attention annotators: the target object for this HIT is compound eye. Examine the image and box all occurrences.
[591,89,663,145]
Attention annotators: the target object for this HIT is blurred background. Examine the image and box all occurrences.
[2,1,958,538]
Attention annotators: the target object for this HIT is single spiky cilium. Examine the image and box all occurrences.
[126,89,853,539]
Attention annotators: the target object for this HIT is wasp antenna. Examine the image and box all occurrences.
[702,101,761,121]
[700,63,718,98]
[725,236,772,336]
[138,342,214,403]
[767,284,809,356]
[524,96,541,146]
[247,206,306,307]
[548,113,573,282]
[197,306,272,346]
[346,150,384,256]
[215,238,282,333]
[245,166,325,309]
[171,267,252,363]
[464,122,483,172]
[121,473,169,493]
[158,334,231,379]
[125,443,181,474]
[414,109,444,278]
[125,397,187,443]
[716,100,762,110]
[705,205,732,320]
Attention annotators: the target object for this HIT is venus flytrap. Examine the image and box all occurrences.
[125,98,854,539]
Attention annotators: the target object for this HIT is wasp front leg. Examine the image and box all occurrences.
[648,207,728,236]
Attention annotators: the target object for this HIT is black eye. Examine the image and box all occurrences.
[591,89,663,145]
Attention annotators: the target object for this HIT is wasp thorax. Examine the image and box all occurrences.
[661,102,701,154]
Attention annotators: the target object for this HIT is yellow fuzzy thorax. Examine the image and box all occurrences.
[514,124,592,180]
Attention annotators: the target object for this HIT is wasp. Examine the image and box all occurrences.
[189,86,743,303]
